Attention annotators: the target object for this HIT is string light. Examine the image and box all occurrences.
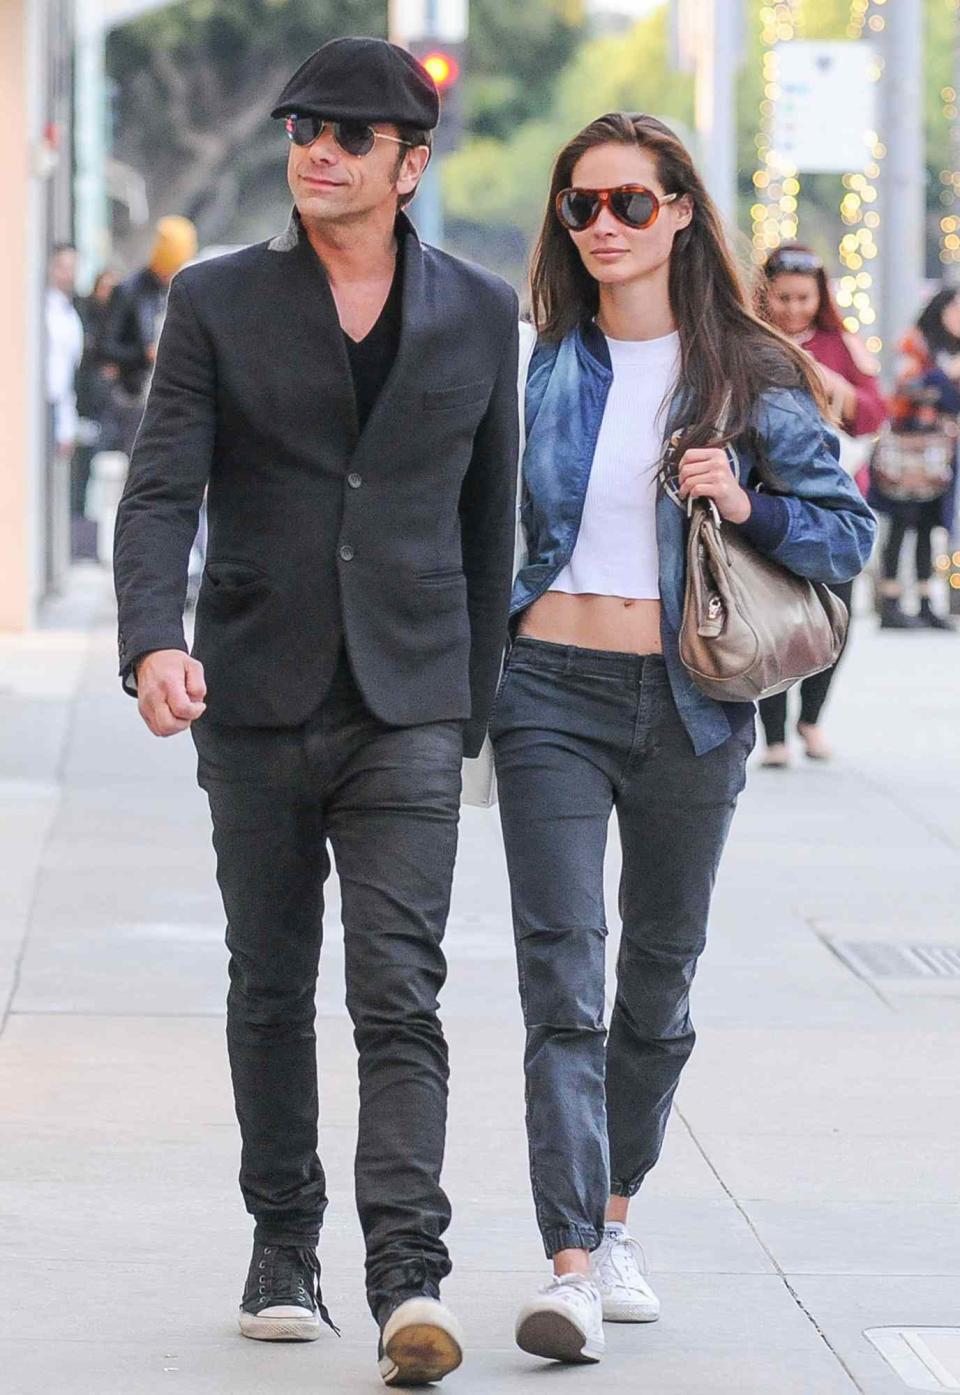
[835,0,884,353]
[751,3,803,264]
[941,0,960,268]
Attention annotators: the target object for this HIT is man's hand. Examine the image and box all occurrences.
[678,447,752,524]
[136,650,207,737]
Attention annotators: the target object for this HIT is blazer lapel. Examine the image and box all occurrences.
[266,210,359,455]
[349,214,427,464]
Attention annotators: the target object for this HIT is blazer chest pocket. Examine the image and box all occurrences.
[423,380,489,412]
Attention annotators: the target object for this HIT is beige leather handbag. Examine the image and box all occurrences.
[669,448,849,703]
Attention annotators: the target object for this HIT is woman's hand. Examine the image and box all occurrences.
[815,361,856,420]
[678,447,752,524]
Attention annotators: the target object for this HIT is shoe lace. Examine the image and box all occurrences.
[541,1274,596,1311]
[604,1234,649,1288]
[258,1245,340,1336]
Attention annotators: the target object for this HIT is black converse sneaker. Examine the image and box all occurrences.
[238,1242,339,1342]
[377,1294,464,1386]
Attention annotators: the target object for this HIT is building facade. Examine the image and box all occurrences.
[1,0,76,629]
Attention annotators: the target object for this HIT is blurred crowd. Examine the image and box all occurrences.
[46,222,959,765]
[751,244,959,768]
[45,216,198,562]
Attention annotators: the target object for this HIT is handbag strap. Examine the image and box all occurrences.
[659,388,739,520]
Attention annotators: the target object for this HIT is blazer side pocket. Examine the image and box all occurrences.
[423,380,490,411]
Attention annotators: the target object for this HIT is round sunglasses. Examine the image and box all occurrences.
[284,114,413,158]
[556,185,679,233]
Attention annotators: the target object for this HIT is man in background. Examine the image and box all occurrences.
[103,215,197,455]
[45,243,84,588]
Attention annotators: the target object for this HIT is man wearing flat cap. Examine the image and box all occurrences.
[114,35,519,1387]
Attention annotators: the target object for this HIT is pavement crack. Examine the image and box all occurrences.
[675,1105,867,1394]
[848,763,959,856]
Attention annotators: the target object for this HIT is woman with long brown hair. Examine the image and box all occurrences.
[490,113,875,1366]
[756,243,887,764]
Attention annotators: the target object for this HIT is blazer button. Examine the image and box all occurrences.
[339,544,355,562]
[347,472,362,489]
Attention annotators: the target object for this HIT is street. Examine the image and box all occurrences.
[1,564,959,1395]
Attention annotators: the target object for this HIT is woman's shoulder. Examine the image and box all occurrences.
[752,384,828,443]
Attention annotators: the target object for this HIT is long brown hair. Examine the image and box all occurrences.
[757,242,845,334]
[530,113,828,452]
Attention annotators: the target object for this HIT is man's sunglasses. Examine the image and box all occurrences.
[556,185,680,233]
[284,114,413,158]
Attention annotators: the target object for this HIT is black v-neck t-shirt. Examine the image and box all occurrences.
[343,247,403,434]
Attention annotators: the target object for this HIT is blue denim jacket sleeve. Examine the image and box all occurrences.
[735,386,877,584]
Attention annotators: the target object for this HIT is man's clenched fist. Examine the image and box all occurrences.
[136,650,207,737]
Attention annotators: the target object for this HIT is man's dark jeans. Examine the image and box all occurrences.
[191,651,463,1317]
[491,638,753,1257]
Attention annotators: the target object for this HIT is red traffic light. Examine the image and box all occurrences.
[421,51,460,91]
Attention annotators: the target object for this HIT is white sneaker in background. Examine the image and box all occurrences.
[591,1225,661,1323]
[515,1272,605,1363]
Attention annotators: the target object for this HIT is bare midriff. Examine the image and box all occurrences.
[518,591,663,655]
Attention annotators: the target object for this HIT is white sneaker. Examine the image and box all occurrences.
[592,1226,661,1323]
[515,1273,605,1363]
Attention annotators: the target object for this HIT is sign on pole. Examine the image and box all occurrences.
[392,0,468,43]
[772,41,877,173]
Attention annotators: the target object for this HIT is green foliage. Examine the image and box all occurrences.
[106,0,385,257]
[105,0,960,282]
[465,0,585,140]
[443,7,693,240]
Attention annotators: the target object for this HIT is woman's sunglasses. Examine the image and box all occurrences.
[284,114,412,158]
[555,185,679,233]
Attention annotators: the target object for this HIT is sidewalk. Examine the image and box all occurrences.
[1,566,958,1395]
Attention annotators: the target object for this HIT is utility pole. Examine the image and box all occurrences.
[671,0,742,227]
[694,0,740,226]
[74,0,108,292]
[878,0,924,363]
[390,0,467,248]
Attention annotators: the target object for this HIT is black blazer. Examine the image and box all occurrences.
[113,213,519,757]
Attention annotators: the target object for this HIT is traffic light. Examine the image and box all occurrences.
[420,49,460,91]
[410,40,465,155]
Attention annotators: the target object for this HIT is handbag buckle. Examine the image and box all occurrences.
[686,494,724,530]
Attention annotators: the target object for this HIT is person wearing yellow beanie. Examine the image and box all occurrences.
[148,215,198,283]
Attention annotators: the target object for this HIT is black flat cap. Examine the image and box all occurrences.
[271,36,440,129]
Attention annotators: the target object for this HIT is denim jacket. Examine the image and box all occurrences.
[511,322,877,756]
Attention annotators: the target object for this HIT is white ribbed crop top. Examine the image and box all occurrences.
[550,329,680,601]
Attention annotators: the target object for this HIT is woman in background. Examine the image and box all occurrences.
[756,244,887,765]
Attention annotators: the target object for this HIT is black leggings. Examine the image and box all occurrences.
[881,500,942,583]
[758,579,854,745]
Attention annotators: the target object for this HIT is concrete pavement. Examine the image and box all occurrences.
[1,565,958,1394]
